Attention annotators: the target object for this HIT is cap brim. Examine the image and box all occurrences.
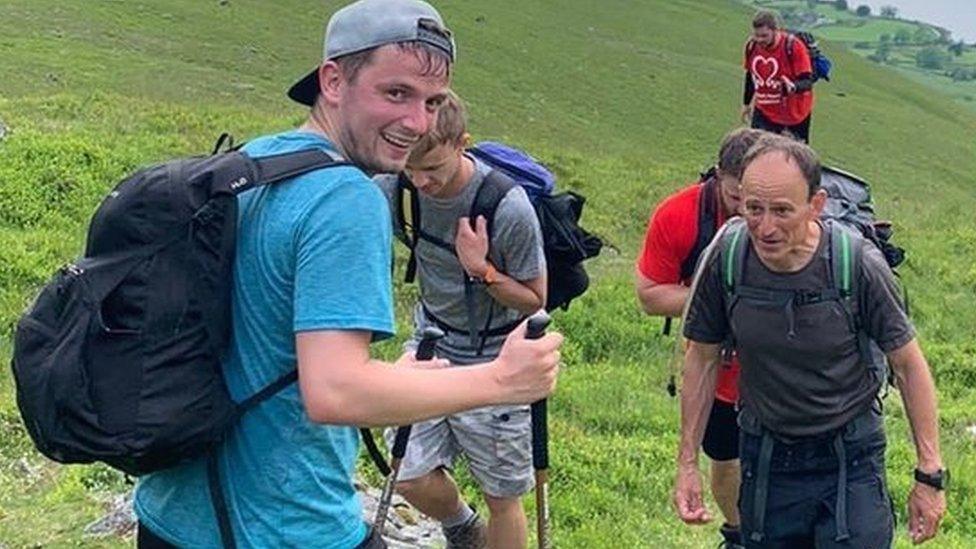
[287,67,320,107]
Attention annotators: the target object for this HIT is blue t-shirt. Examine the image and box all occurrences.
[134,131,395,548]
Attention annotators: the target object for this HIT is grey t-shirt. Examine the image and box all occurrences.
[683,222,915,437]
[374,156,545,364]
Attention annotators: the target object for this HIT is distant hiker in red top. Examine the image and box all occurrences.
[741,11,815,143]
[636,127,765,549]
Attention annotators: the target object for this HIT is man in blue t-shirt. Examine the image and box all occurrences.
[133,2,563,548]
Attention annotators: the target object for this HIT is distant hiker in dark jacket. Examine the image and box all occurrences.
[674,135,946,547]
[133,2,562,548]
[741,11,815,143]
[374,91,546,549]
[636,127,764,549]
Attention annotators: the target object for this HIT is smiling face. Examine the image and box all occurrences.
[740,151,825,270]
[327,45,450,174]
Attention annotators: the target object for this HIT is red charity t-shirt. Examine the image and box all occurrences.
[637,182,740,404]
[744,31,814,126]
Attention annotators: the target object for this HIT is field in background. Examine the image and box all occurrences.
[753,0,976,108]
[0,0,974,547]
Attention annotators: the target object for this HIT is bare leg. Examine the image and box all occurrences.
[711,458,741,527]
[483,493,527,549]
[396,467,465,520]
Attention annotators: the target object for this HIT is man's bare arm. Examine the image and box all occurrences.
[888,337,946,544]
[673,340,722,524]
[484,271,546,314]
[678,341,722,466]
[296,326,561,427]
[635,266,689,318]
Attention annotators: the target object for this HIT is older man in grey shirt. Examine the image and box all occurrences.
[673,135,946,548]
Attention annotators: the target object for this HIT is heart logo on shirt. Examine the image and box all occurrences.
[751,56,780,88]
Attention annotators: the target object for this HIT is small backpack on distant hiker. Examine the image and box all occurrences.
[395,141,603,322]
[789,30,832,82]
[10,134,344,548]
[746,30,832,83]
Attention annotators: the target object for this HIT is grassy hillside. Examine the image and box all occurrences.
[755,0,976,109]
[1,0,974,547]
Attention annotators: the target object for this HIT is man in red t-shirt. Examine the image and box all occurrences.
[740,10,814,143]
[636,128,763,549]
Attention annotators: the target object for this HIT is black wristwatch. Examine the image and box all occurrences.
[914,468,949,490]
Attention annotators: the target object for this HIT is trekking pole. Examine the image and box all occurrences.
[373,327,444,535]
[527,312,553,549]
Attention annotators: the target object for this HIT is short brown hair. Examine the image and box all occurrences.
[717,127,766,178]
[410,90,468,158]
[740,134,821,198]
[335,41,452,84]
[752,10,779,30]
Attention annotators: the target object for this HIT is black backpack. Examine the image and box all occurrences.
[11,136,343,547]
[394,143,602,350]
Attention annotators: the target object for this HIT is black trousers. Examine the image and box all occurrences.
[751,108,811,144]
[738,430,894,548]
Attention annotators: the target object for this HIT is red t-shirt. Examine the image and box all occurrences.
[637,182,740,404]
[744,31,814,126]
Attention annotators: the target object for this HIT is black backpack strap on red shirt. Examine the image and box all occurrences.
[680,169,721,282]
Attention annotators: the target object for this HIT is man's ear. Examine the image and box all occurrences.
[318,61,343,107]
[809,188,828,216]
[459,132,472,150]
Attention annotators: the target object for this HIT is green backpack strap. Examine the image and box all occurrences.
[828,221,857,299]
[722,221,749,296]
[828,222,874,369]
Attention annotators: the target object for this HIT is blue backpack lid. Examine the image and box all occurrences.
[468,141,556,201]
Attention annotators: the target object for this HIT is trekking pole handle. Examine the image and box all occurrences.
[390,327,444,459]
[526,312,552,470]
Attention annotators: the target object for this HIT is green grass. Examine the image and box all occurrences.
[1,0,975,547]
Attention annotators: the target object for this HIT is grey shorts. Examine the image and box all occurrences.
[384,405,534,498]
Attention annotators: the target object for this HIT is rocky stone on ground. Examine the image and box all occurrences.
[82,478,445,547]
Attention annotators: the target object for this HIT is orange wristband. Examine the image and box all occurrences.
[483,263,498,286]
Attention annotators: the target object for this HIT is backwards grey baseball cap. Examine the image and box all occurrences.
[287,0,455,106]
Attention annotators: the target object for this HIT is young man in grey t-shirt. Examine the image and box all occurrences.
[374,91,546,549]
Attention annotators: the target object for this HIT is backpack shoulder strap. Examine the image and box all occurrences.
[745,38,756,59]
[396,174,422,283]
[722,221,749,296]
[244,149,347,193]
[827,221,859,299]
[470,169,517,240]
[827,221,874,367]
[680,171,720,281]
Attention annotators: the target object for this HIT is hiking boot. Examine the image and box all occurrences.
[443,511,488,549]
[717,523,745,549]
